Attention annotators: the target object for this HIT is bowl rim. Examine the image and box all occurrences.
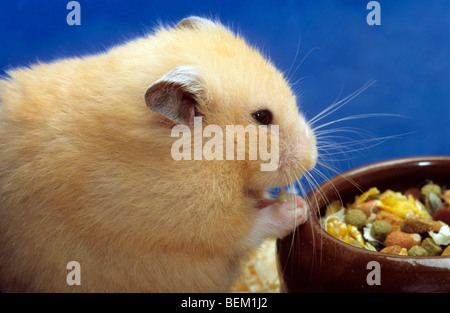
[306,155,450,260]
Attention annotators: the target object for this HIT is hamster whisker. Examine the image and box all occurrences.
[300,171,324,283]
[316,131,415,166]
[314,125,378,138]
[281,168,330,284]
[284,36,302,82]
[285,44,320,87]
[279,78,414,289]
[308,80,376,127]
[277,171,306,279]
[312,113,408,132]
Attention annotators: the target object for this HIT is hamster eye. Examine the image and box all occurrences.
[252,110,273,125]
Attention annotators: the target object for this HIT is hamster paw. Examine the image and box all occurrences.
[255,193,308,239]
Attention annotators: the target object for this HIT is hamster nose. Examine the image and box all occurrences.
[303,145,317,172]
[303,130,318,171]
[292,120,317,172]
[279,134,317,175]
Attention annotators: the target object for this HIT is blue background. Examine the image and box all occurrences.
[0,0,449,187]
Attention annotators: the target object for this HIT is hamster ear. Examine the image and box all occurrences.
[176,16,215,30]
[145,66,205,125]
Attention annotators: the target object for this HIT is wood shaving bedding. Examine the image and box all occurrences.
[231,238,280,293]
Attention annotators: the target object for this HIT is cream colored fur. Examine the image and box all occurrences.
[0,17,316,292]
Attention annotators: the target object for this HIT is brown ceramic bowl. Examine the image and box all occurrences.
[277,156,450,293]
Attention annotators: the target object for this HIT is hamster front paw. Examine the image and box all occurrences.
[253,192,308,240]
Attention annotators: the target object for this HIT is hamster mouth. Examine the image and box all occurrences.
[247,187,306,211]
[246,188,279,209]
[256,197,279,209]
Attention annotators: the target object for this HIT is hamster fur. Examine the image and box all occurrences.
[0,16,317,292]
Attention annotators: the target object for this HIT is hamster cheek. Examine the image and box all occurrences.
[253,194,308,239]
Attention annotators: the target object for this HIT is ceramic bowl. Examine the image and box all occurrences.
[277,156,450,292]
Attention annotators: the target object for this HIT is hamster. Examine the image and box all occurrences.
[0,16,317,292]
